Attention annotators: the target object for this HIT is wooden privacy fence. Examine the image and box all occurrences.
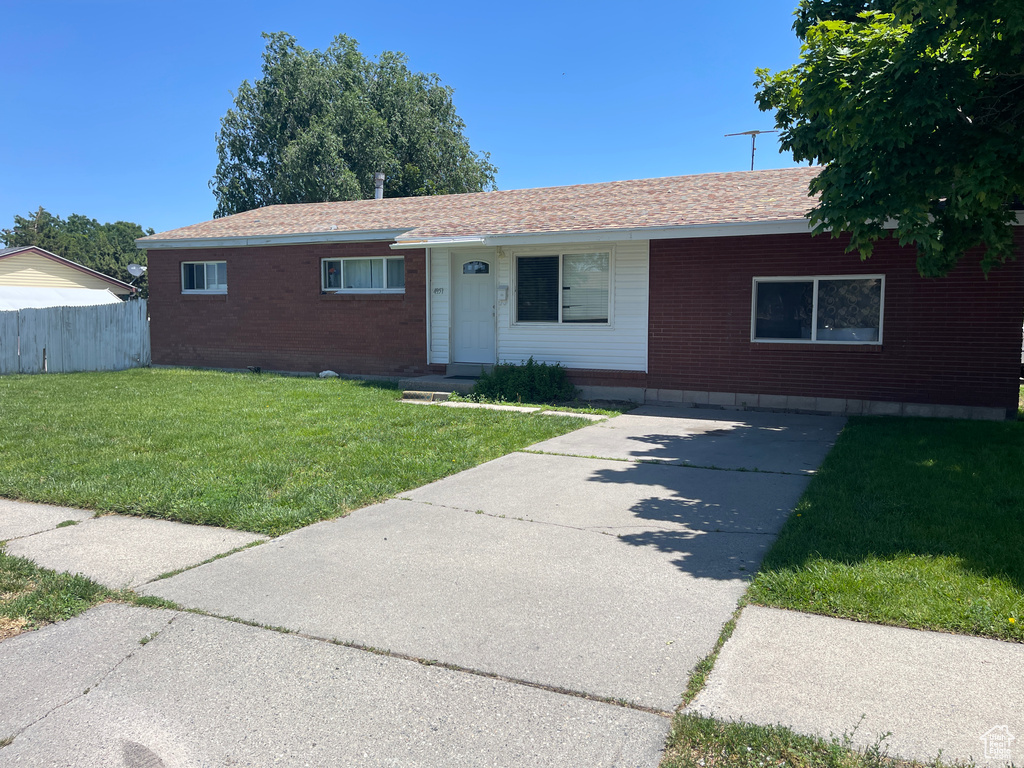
[0,300,150,374]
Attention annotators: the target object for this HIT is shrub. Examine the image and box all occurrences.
[471,358,577,403]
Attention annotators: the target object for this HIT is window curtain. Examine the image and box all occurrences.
[344,259,383,289]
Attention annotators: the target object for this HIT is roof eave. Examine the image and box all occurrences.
[389,218,816,250]
[136,228,412,250]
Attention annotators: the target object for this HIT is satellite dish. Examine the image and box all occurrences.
[127,263,147,277]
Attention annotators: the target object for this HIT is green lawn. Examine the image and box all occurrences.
[0,368,585,536]
[747,415,1024,642]
[661,713,970,768]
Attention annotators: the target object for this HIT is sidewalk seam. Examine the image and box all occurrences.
[391,497,629,540]
[392,497,779,537]
[3,611,181,743]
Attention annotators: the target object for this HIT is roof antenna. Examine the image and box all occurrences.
[725,130,778,171]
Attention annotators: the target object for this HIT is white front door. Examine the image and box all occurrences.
[452,256,495,364]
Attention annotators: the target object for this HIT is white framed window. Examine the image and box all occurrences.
[322,257,405,293]
[751,275,884,344]
[182,261,227,294]
[515,251,610,324]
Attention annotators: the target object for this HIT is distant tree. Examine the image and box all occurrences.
[756,0,1024,276]
[210,32,497,218]
[1,207,153,297]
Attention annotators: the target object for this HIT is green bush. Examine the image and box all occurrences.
[471,358,577,403]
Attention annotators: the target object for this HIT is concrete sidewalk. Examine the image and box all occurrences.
[141,408,832,712]
[1,501,266,589]
[0,604,666,767]
[689,606,1024,767]
[2,405,845,766]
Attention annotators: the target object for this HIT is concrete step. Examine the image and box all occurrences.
[398,375,475,394]
[445,363,493,378]
[401,391,451,402]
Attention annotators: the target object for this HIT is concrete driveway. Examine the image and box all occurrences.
[2,405,845,766]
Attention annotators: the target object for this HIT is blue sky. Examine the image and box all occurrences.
[1,0,807,235]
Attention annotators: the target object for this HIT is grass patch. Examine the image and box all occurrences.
[681,603,743,707]
[748,416,1024,642]
[0,368,586,536]
[661,713,971,768]
[0,547,178,641]
[0,549,111,637]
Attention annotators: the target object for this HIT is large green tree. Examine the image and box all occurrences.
[756,0,1024,275]
[1,207,153,297]
[210,32,497,217]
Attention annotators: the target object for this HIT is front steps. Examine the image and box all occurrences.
[444,362,493,378]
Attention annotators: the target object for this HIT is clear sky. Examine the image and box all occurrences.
[1,0,808,235]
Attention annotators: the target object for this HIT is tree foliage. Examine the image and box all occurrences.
[756,0,1024,275]
[210,32,497,217]
[1,207,152,296]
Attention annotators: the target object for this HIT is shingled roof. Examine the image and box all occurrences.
[139,166,820,247]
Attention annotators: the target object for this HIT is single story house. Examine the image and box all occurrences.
[0,245,135,310]
[137,167,1024,419]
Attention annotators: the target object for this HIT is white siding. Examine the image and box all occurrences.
[427,241,650,371]
[495,241,648,371]
[428,248,451,364]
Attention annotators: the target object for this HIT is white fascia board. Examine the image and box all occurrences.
[390,219,814,250]
[389,236,486,250]
[136,229,411,250]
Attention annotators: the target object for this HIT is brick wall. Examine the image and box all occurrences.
[648,231,1024,412]
[148,242,428,376]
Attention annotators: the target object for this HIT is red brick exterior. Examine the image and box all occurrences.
[149,230,1024,414]
[148,242,428,376]
[648,231,1024,413]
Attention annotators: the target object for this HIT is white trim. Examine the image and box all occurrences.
[392,219,815,250]
[750,274,885,345]
[425,248,432,362]
[181,260,227,294]
[139,229,410,251]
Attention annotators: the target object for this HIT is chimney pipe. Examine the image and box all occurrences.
[374,172,385,200]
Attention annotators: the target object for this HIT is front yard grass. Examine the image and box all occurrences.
[0,550,111,639]
[747,415,1024,642]
[0,549,174,640]
[662,713,971,768]
[0,368,587,537]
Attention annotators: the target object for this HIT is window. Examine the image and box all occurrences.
[516,252,609,324]
[182,261,227,294]
[322,257,405,293]
[752,276,883,343]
